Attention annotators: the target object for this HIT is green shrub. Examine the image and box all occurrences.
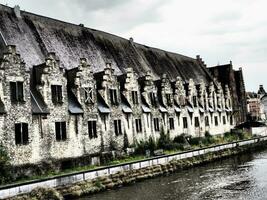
[157,129,172,150]
[188,137,202,146]
[173,134,187,144]
[134,137,157,155]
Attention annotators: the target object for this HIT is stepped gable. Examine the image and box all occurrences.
[0,4,212,84]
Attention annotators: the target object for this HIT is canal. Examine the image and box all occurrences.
[80,149,267,200]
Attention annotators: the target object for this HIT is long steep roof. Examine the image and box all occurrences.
[0,4,213,84]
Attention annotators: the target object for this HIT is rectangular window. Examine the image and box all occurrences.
[10,81,24,103]
[223,116,226,125]
[205,116,209,126]
[215,116,218,126]
[135,119,142,133]
[193,96,197,107]
[169,118,174,130]
[150,92,157,106]
[84,87,94,104]
[75,116,78,135]
[88,120,97,139]
[183,117,188,129]
[110,89,118,105]
[230,116,233,125]
[114,120,122,136]
[15,123,28,145]
[55,122,67,141]
[51,85,63,104]
[166,94,172,106]
[153,118,160,131]
[195,117,200,127]
[131,91,138,105]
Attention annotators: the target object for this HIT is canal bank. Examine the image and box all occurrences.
[3,137,267,200]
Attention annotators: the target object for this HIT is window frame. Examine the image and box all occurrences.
[110,89,118,105]
[194,117,200,127]
[15,122,29,145]
[131,91,139,105]
[10,81,24,103]
[55,121,67,141]
[114,119,122,136]
[51,85,63,104]
[88,120,97,139]
[183,117,188,129]
[153,118,160,132]
[215,116,218,126]
[135,118,142,133]
[169,118,174,130]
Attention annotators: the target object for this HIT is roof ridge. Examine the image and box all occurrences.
[0,3,196,61]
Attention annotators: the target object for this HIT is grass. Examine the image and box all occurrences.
[0,131,255,187]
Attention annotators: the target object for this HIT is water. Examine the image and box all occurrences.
[80,150,267,200]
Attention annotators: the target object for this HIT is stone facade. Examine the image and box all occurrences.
[0,45,237,166]
[0,5,246,166]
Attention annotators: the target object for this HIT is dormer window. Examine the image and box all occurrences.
[150,92,157,106]
[84,87,94,104]
[131,91,138,104]
[10,81,24,103]
[110,89,118,105]
[166,93,172,106]
[193,96,197,107]
[51,85,63,104]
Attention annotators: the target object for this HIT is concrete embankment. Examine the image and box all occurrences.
[2,137,267,200]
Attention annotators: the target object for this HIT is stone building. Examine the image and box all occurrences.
[0,5,246,166]
[246,92,265,121]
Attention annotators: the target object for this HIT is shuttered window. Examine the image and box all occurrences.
[205,116,209,126]
[135,119,142,133]
[223,116,226,124]
[150,92,157,106]
[153,118,160,131]
[88,121,97,139]
[51,85,63,104]
[114,120,122,136]
[169,118,174,130]
[193,96,198,107]
[10,81,24,103]
[55,122,67,141]
[15,123,28,145]
[166,94,172,106]
[195,117,200,127]
[110,89,118,105]
[215,116,218,126]
[183,117,188,129]
[131,91,138,104]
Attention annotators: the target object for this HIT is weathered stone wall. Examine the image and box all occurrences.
[0,47,236,166]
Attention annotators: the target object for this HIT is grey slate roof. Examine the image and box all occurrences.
[30,89,49,115]
[0,98,6,114]
[0,4,212,84]
[97,92,110,114]
[68,90,83,114]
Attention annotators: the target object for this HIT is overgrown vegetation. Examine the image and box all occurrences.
[0,129,253,187]
[133,129,252,156]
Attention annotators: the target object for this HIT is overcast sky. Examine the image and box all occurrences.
[1,0,266,92]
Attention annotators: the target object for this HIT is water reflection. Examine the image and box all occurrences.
[80,150,267,200]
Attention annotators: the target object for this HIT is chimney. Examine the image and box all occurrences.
[7,45,16,54]
[14,5,21,18]
[129,37,134,45]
